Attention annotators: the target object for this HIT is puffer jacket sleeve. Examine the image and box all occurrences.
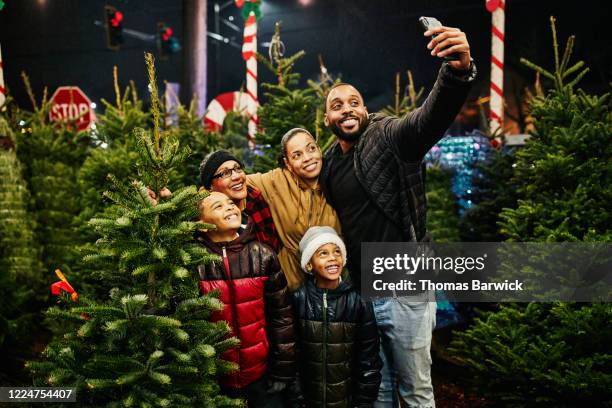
[262,243,297,382]
[385,62,475,161]
[352,299,382,406]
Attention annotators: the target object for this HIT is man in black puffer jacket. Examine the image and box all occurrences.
[291,226,381,408]
[320,24,476,408]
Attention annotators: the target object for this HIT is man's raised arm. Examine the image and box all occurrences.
[386,25,476,161]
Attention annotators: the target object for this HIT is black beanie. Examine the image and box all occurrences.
[199,150,243,189]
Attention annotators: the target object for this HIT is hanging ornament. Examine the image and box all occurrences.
[50,269,78,302]
[268,21,285,63]
[318,55,332,85]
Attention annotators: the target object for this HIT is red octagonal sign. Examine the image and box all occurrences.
[49,86,96,132]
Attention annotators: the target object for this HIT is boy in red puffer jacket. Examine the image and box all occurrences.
[195,191,296,407]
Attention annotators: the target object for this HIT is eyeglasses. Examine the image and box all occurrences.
[212,165,244,180]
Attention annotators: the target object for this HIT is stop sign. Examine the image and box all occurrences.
[49,86,96,132]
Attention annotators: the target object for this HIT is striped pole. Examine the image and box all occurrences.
[487,0,505,134]
[0,44,6,108]
[242,11,258,146]
[204,91,250,131]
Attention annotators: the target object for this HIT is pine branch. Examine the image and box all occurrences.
[21,71,38,112]
[144,52,161,155]
[113,66,122,110]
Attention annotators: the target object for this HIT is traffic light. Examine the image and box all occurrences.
[105,5,124,50]
[157,22,181,59]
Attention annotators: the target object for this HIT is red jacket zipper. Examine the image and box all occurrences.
[222,246,242,388]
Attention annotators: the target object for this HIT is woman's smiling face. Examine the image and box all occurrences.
[283,131,323,183]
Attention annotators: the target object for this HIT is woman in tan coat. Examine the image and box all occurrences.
[247,128,341,290]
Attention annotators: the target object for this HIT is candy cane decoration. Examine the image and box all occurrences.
[487,0,505,134]
[204,91,250,131]
[242,11,258,145]
[0,44,6,108]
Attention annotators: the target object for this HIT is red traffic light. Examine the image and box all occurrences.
[162,27,173,41]
[105,5,124,50]
[110,11,123,27]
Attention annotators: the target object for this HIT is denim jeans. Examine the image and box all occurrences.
[372,297,436,408]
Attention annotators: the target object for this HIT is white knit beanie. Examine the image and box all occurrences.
[299,226,347,273]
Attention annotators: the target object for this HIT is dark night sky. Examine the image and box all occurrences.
[0,0,610,113]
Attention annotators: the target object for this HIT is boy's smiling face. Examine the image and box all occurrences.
[307,243,343,287]
[199,191,242,233]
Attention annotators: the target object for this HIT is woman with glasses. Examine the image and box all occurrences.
[247,128,340,290]
[199,150,281,251]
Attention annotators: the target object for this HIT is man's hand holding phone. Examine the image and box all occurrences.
[419,16,471,72]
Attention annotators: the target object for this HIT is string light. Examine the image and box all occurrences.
[425,131,493,214]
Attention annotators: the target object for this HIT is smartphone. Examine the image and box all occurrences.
[418,16,459,61]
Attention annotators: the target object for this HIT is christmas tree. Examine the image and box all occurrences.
[253,22,317,172]
[96,68,149,146]
[449,17,612,406]
[77,69,148,229]
[498,18,611,242]
[449,302,611,406]
[28,54,241,407]
[73,71,151,296]
[0,115,41,296]
[0,115,46,384]
[15,73,91,273]
[425,165,461,243]
[459,147,518,242]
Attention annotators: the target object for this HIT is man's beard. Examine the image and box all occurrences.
[330,116,369,142]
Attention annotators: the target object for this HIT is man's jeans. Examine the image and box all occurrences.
[372,297,436,408]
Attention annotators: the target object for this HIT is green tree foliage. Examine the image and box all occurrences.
[498,18,611,242]
[449,303,612,406]
[166,97,223,187]
[77,72,161,296]
[97,72,149,147]
[78,69,149,223]
[253,22,317,172]
[14,74,91,274]
[425,165,460,242]
[28,54,241,407]
[0,115,46,384]
[459,148,518,242]
[450,18,612,406]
